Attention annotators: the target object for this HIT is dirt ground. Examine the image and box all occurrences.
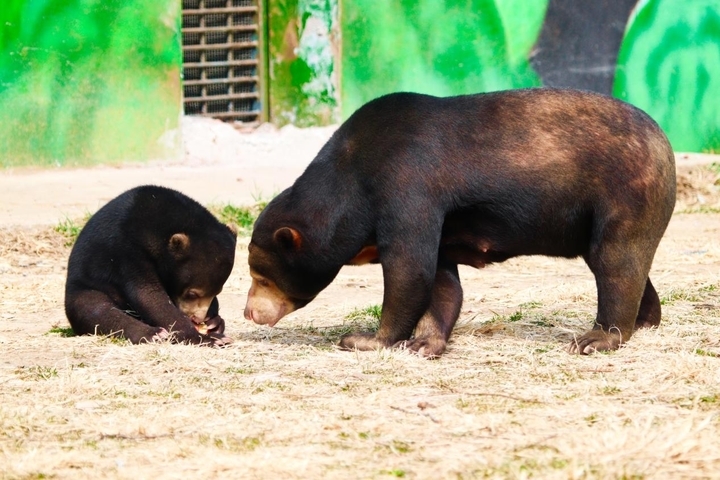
[0,118,719,479]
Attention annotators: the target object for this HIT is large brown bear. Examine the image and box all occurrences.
[244,88,676,358]
[65,185,237,345]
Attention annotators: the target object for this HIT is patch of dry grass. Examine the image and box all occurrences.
[0,226,69,260]
[2,299,719,478]
[676,162,720,212]
[0,209,719,479]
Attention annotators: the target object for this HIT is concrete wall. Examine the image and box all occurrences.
[1,0,718,166]
[339,0,720,153]
[266,0,340,127]
[0,0,182,167]
[614,0,720,153]
[341,0,546,119]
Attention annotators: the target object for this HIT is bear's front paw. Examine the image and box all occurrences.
[395,336,446,359]
[129,326,169,344]
[204,333,233,347]
[203,315,225,336]
[339,332,391,352]
[567,330,622,355]
[151,328,169,342]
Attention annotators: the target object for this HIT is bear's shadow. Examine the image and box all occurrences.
[230,311,592,352]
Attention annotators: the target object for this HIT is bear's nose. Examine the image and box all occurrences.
[243,306,254,322]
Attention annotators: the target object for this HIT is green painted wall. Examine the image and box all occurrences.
[0,0,182,167]
[341,0,547,119]
[2,0,718,162]
[267,0,340,126]
[614,0,720,153]
[340,0,720,153]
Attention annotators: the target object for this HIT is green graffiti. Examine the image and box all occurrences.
[614,0,720,153]
[341,0,547,119]
[0,0,181,167]
[267,0,338,127]
[494,0,548,67]
[296,0,337,104]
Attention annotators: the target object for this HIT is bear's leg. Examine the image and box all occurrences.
[398,262,463,358]
[339,244,437,353]
[66,289,168,344]
[634,278,662,330]
[128,285,232,346]
[569,240,652,354]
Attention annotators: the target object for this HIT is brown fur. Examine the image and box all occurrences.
[245,88,676,358]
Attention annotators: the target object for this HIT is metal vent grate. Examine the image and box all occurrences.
[181,0,262,124]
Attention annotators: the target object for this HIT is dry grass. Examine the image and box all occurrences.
[0,226,69,259]
[1,174,719,479]
[676,161,720,213]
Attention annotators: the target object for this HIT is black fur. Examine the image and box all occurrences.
[65,185,237,345]
[247,88,676,357]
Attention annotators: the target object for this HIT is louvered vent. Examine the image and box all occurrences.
[181,0,262,124]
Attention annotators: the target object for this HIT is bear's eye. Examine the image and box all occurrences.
[184,290,199,300]
[256,278,271,288]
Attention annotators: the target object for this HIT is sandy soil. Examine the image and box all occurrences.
[0,118,719,478]
[0,118,336,226]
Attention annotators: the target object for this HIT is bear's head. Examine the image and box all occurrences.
[244,225,340,327]
[165,227,237,325]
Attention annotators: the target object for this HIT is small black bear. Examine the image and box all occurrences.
[65,185,237,345]
[243,88,676,358]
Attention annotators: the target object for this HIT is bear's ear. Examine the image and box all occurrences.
[273,227,302,251]
[169,233,190,256]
